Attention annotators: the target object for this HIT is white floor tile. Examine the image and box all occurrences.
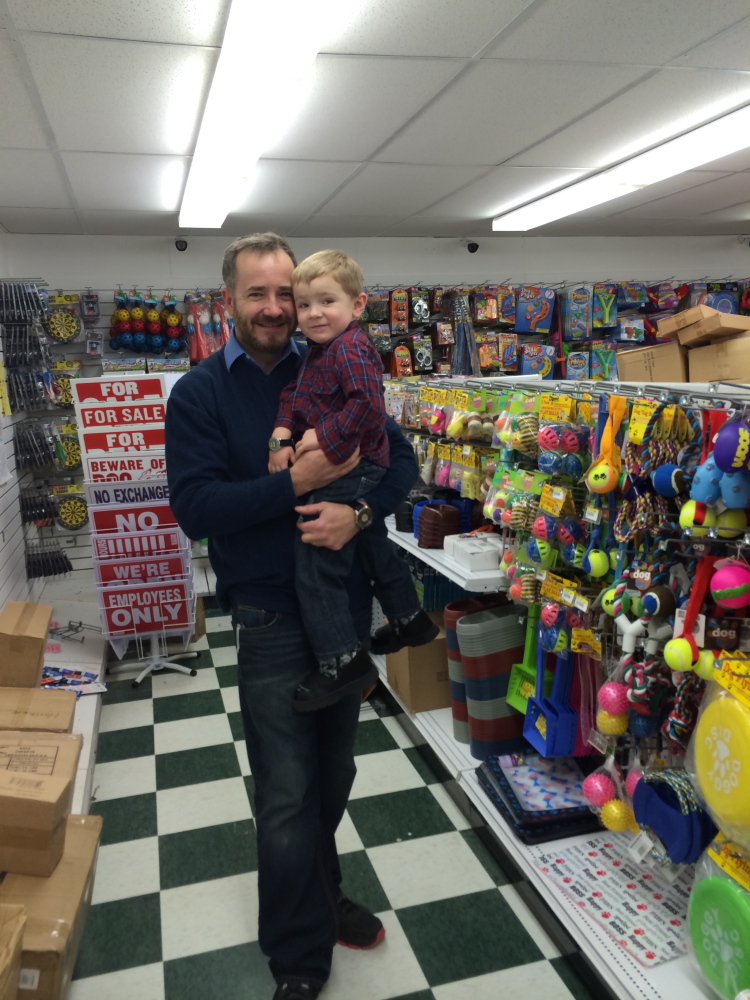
[367,832,494,909]
[210,646,238,668]
[160,872,259,961]
[348,750,423,800]
[498,885,561,960]
[221,685,241,714]
[206,615,232,633]
[153,713,233,755]
[99,699,154,733]
[335,809,365,855]
[157,776,252,835]
[379,715,414,749]
[92,837,161,905]
[359,701,378,721]
[428,783,472,831]
[152,666,219,698]
[433,960,576,1000]
[69,963,164,1000]
[92,755,156,802]
[327,910,427,1000]
[235,739,251,777]
[168,634,210,652]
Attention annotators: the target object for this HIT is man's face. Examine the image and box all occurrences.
[223,250,296,359]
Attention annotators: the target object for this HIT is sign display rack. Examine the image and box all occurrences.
[71,373,198,686]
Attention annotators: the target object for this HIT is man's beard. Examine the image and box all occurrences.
[234,311,293,356]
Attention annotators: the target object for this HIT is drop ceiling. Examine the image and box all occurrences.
[1,0,750,238]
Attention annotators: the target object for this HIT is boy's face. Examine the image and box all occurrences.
[294,276,367,345]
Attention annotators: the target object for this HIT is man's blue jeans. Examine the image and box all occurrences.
[232,602,371,988]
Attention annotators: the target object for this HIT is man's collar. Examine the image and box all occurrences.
[224,331,300,372]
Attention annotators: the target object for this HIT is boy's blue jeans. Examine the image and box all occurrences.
[296,458,421,663]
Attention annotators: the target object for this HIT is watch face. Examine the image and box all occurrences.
[357,505,373,528]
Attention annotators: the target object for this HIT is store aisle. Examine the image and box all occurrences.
[69,609,596,1000]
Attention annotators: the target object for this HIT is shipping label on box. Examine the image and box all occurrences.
[72,374,164,405]
[84,451,167,482]
[0,732,82,811]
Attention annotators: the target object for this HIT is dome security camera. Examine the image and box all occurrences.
[175,239,188,252]
[460,238,479,253]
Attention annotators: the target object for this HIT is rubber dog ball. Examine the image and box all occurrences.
[541,603,565,628]
[532,514,558,541]
[652,464,684,498]
[585,550,610,578]
[562,453,585,480]
[694,649,716,681]
[690,458,722,505]
[557,519,582,545]
[713,420,750,473]
[600,800,636,833]
[509,581,523,601]
[119,332,133,350]
[132,333,146,350]
[166,312,182,327]
[664,636,695,672]
[711,565,750,609]
[583,773,615,807]
[563,543,585,567]
[720,469,750,509]
[598,682,630,715]
[146,308,160,323]
[537,425,561,450]
[629,712,659,739]
[642,585,676,617]
[586,461,618,494]
[566,609,584,629]
[717,509,747,538]
[625,770,642,800]
[679,500,716,537]
[527,539,554,567]
[596,709,628,735]
[561,429,581,454]
[538,451,563,475]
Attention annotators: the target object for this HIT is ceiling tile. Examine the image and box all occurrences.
[599,171,732,216]
[511,68,750,169]
[702,203,750,222]
[62,153,188,211]
[22,35,217,155]
[289,215,406,237]
[374,60,646,166]
[318,163,487,216]
[324,0,531,57]
[672,15,750,70]
[693,147,750,173]
[486,0,750,65]
[380,217,494,237]
[0,150,70,208]
[219,214,310,237]
[0,207,83,234]
[534,218,687,237]
[80,210,181,236]
[9,0,231,47]
[264,55,462,161]
[616,173,750,219]
[421,166,587,218]
[0,36,49,149]
[236,160,362,215]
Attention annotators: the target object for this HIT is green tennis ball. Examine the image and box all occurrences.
[586,550,610,578]
[678,499,716,537]
[716,508,747,539]
[609,549,618,571]
[601,589,618,616]
[630,596,644,617]
[664,636,695,672]
[694,648,716,680]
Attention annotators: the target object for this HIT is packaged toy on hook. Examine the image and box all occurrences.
[582,756,638,833]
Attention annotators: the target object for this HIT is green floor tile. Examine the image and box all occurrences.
[244,774,256,807]
[347,787,455,848]
[353,719,399,755]
[397,889,543,987]
[90,792,158,846]
[102,676,153,705]
[156,743,241,790]
[96,725,154,763]
[164,942,272,1000]
[549,956,600,1000]
[460,829,512,886]
[388,993,434,1000]
[403,745,451,785]
[153,689,226,724]
[368,685,400,717]
[339,850,390,914]
[159,819,258,889]
[73,892,162,979]
[215,664,239,688]
[172,648,215,671]
[207,629,236,648]
[228,711,245,740]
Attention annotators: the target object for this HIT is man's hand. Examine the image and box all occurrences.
[290,446,360,496]
[268,448,294,474]
[295,427,320,458]
[295,501,358,550]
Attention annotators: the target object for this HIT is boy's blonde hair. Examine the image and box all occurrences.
[292,250,364,299]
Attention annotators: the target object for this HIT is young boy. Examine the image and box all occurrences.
[268,249,438,711]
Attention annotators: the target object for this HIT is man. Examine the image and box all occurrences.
[165,233,417,1000]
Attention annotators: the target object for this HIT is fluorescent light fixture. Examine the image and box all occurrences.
[493,102,750,231]
[179,0,357,229]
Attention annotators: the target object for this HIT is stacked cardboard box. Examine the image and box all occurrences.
[656,306,750,383]
[0,905,25,1000]
[0,603,53,689]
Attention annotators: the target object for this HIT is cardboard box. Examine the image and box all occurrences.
[386,614,449,713]
[0,772,69,877]
[191,596,206,643]
[688,332,750,384]
[0,603,53,689]
[0,815,102,1000]
[656,304,716,337]
[616,341,687,383]
[0,689,75,735]
[677,312,750,347]
[0,732,82,816]
[0,905,25,1000]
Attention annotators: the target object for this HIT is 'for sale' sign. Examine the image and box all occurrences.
[81,426,165,454]
[79,401,166,428]
[72,375,164,405]
[101,579,192,635]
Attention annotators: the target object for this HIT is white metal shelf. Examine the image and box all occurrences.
[386,515,506,593]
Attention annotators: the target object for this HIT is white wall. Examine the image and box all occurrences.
[2,233,750,289]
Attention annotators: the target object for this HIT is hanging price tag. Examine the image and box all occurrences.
[584,504,602,524]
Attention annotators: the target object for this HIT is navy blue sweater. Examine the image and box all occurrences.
[165,344,418,614]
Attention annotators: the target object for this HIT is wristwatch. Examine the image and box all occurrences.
[349,499,374,530]
[268,436,295,452]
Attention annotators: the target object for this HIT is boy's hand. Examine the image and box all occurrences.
[268,448,294,474]
[295,502,358,550]
[295,428,320,458]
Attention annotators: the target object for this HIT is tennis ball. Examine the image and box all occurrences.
[716,508,747,539]
[678,500,716,537]
[694,648,716,680]
[585,549,610,578]
[596,709,628,735]
[586,461,618,494]
[630,596,644,617]
[663,636,695,672]
[600,800,636,833]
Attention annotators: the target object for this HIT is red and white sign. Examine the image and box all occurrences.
[84,452,167,482]
[93,528,184,559]
[81,425,165,454]
[79,401,166,428]
[96,553,188,586]
[101,578,193,635]
[90,502,177,535]
[72,375,164,405]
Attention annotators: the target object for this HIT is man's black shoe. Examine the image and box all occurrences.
[272,982,321,1000]
[370,610,439,656]
[337,895,385,949]
[293,649,377,712]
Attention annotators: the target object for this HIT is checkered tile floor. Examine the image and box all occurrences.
[69,609,596,1000]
